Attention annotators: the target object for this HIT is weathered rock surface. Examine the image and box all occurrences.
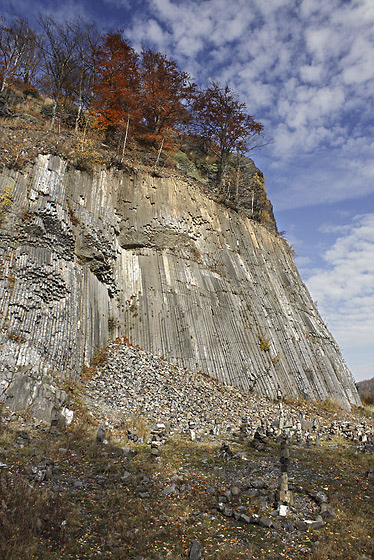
[0,154,360,415]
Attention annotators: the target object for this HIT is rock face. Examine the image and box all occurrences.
[0,154,360,412]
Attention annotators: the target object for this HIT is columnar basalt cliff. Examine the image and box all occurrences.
[0,154,360,411]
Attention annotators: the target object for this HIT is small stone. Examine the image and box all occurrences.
[121,470,131,480]
[320,503,336,521]
[259,517,272,528]
[283,520,295,532]
[252,478,266,489]
[294,520,308,531]
[231,486,241,496]
[161,483,177,496]
[96,427,105,444]
[188,540,202,560]
[315,491,329,504]
[305,516,325,530]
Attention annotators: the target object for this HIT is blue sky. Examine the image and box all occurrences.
[3,0,374,382]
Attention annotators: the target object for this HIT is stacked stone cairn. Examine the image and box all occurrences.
[276,437,293,516]
[127,427,142,444]
[251,423,267,451]
[188,420,197,441]
[239,417,249,441]
[218,442,234,460]
[150,423,167,458]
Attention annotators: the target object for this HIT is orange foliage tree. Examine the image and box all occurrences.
[94,32,140,140]
[138,48,196,146]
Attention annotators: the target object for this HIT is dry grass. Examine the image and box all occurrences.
[0,472,66,560]
[0,382,373,560]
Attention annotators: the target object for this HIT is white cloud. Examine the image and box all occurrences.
[305,214,374,381]
[299,63,324,84]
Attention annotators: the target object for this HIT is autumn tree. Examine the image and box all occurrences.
[191,82,264,185]
[139,48,195,146]
[94,32,140,147]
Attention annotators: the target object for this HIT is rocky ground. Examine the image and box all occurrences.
[1,340,373,560]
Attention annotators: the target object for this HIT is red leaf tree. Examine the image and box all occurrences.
[94,32,140,138]
[139,48,195,146]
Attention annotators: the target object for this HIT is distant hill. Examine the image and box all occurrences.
[356,377,374,405]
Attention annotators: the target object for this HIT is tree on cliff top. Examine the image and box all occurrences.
[191,82,264,185]
[138,48,196,147]
[94,32,140,138]
[0,16,37,92]
[38,16,81,131]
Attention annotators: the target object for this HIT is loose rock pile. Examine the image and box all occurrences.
[85,343,297,434]
[84,342,374,449]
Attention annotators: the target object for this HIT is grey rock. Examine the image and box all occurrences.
[315,491,329,504]
[221,507,233,518]
[188,540,202,560]
[283,521,295,532]
[96,427,106,444]
[305,516,325,530]
[161,483,177,496]
[320,503,336,521]
[231,486,241,496]
[259,517,273,528]
[252,478,267,489]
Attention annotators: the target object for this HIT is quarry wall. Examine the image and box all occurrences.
[0,154,361,412]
